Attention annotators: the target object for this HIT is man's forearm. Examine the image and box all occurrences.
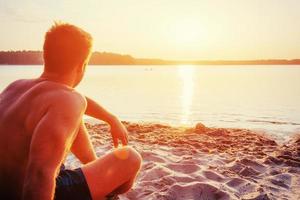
[84,96,119,125]
[84,96,128,147]
[71,121,97,164]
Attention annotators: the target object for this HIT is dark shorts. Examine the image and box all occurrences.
[55,165,92,200]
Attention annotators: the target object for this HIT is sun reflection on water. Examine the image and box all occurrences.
[177,65,195,125]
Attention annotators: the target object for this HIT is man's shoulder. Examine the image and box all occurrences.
[56,90,86,107]
[47,88,87,113]
[9,79,87,111]
[1,79,28,93]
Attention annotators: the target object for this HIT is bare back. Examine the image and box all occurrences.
[0,78,84,199]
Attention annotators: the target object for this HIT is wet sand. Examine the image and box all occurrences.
[65,121,300,200]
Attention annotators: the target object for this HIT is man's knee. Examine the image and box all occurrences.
[113,146,142,172]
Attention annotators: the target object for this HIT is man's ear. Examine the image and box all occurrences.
[77,60,86,73]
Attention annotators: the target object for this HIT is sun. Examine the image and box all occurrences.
[170,19,204,47]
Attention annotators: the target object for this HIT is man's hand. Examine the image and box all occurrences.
[110,119,128,148]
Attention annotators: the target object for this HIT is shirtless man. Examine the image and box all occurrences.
[0,23,142,200]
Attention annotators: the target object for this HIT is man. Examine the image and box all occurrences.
[0,22,142,200]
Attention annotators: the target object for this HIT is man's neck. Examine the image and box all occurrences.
[40,71,75,88]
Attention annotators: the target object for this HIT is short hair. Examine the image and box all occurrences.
[43,22,93,74]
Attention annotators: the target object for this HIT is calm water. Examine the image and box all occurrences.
[1,65,300,142]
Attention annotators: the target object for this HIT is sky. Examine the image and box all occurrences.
[0,0,300,60]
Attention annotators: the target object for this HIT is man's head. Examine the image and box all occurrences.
[43,22,93,86]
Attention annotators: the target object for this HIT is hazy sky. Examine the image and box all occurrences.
[0,0,300,60]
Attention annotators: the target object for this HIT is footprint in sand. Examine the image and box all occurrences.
[226,178,247,187]
[239,166,260,177]
[140,151,166,163]
[166,183,232,200]
[142,166,172,181]
[202,170,225,182]
[166,163,200,174]
[172,175,196,183]
[269,173,292,189]
[239,158,267,172]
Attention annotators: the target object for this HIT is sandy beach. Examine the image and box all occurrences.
[65,121,300,200]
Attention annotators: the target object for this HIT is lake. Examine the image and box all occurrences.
[1,65,300,142]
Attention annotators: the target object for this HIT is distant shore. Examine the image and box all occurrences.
[66,121,300,200]
[1,51,300,65]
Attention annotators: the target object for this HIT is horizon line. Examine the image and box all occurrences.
[0,50,300,63]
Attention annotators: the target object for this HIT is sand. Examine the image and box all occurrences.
[65,121,300,200]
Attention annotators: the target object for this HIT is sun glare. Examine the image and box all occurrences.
[177,65,195,125]
[171,19,204,47]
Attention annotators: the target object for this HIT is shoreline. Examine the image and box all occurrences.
[66,121,300,200]
[84,118,299,144]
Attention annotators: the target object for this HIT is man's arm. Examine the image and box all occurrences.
[71,120,97,164]
[22,93,86,200]
[84,96,128,147]
[84,96,117,124]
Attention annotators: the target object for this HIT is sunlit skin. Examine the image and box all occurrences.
[0,23,142,200]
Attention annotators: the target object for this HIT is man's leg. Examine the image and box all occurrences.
[81,146,142,200]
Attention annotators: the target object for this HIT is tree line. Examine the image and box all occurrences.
[0,50,300,65]
[0,51,135,65]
